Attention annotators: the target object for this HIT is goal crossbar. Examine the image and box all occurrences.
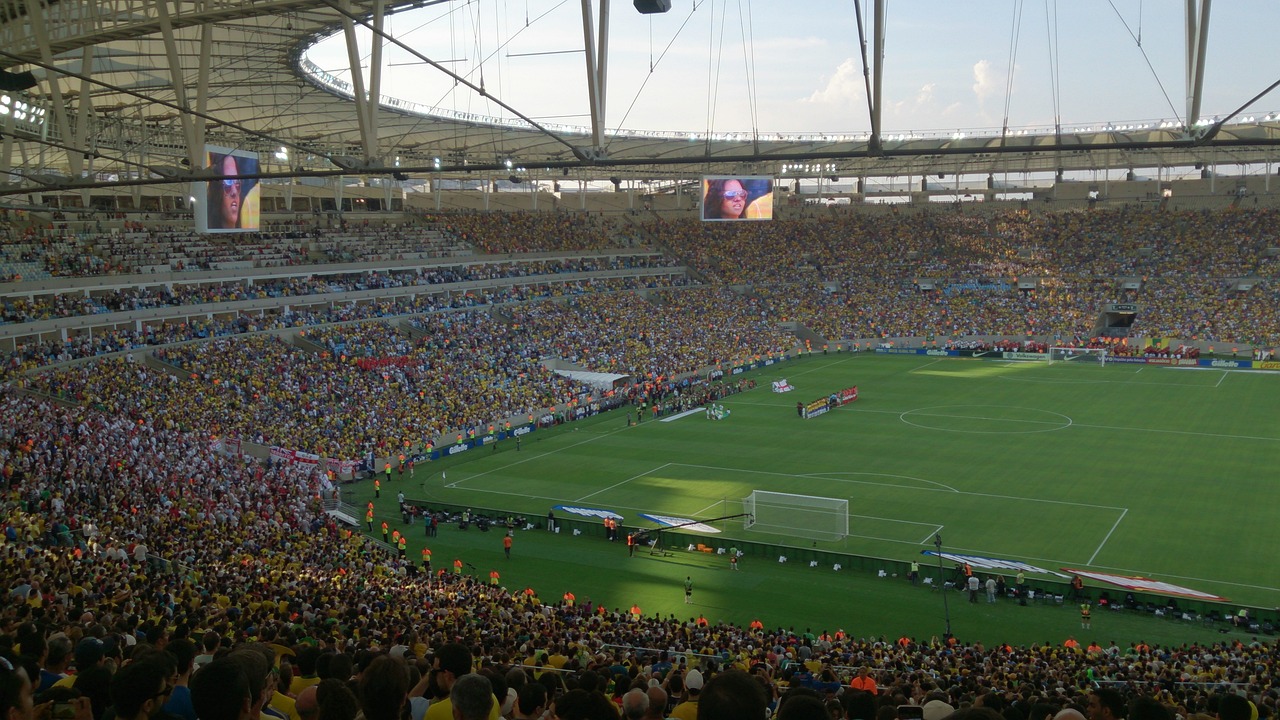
[742,490,848,542]
[1048,347,1108,365]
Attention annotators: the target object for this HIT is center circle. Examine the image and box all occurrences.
[899,405,1073,434]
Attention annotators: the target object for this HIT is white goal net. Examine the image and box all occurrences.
[742,490,849,542]
[1048,347,1108,366]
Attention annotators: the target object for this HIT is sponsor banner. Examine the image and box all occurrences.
[924,551,1072,578]
[1260,361,1280,371]
[425,429,535,460]
[1141,358,1201,367]
[925,349,957,357]
[554,505,623,520]
[804,405,829,419]
[803,398,830,420]
[874,348,921,355]
[1061,568,1229,602]
[1004,351,1050,362]
[1202,359,1252,369]
[638,513,721,534]
[1107,356,1147,365]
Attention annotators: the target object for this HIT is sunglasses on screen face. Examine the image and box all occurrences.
[722,190,748,200]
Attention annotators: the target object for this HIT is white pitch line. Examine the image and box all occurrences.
[1088,508,1128,565]
[446,422,633,487]
[575,463,672,502]
[919,526,944,544]
[445,471,1279,595]
[847,407,1280,443]
[659,407,705,423]
[674,462,1125,511]
[848,513,941,527]
[908,358,947,373]
[693,500,724,516]
[1215,370,1228,388]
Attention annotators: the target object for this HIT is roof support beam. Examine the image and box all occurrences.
[366,0,386,157]
[340,0,381,163]
[1185,0,1211,132]
[580,0,609,152]
[29,0,77,178]
[72,47,97,206]
[154,0,209,169]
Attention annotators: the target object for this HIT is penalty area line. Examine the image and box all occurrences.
[919,526,944,545]
[1088,508,1128,565]
[575,463,672,503]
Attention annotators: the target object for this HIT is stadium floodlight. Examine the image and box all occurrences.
[742,490,848,542]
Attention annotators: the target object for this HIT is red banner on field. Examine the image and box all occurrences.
[1061,568,1228,602]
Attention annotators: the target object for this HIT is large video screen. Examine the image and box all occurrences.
[700,176,773,222]
[194,146,260,233]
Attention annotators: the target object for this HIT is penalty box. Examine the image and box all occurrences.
[599,463,1128,559]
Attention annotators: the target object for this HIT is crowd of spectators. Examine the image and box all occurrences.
[505,288,794,379]
[22,280,799,458]
[4,207,1280,349]
[0,273,688,379]
[0,386,1276,720]
[0,254,683,325]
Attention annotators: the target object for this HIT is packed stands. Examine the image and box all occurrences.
[1,206,1278,720]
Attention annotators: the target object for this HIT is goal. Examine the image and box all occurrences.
[1048,347,1108,366]
[742,490,849,542]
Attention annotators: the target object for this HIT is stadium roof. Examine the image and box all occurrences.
[1,0,1279,197]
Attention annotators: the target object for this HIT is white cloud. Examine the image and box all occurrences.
[803,58,862,106]
[972,59,1000,104]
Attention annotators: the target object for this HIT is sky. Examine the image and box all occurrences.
[306,1,1280,137]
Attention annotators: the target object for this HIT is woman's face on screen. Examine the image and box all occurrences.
[220,156,241,227]
[720,180,747,217]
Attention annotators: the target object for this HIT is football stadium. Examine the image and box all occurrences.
[0,3,1277,720]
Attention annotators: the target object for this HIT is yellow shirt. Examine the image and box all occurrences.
[424,694,501,720]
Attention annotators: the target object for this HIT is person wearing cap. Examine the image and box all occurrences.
[668,669,702,720]
[921,692,955,720]
[49,637,104,693]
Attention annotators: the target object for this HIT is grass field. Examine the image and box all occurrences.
[352,353,1280,645]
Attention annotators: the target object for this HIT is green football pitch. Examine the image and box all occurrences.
[356,353,1280,645]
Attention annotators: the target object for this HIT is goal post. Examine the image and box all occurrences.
[742,490,848,542]
[1048,347,1108,366]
